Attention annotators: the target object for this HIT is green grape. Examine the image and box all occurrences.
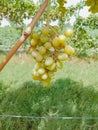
[56,61,63,69]
[38,46,47,55]
[58,35,66,46]
[52,37,60,47]
[34,63,42,71]
[58,53,68,61]
[41,73,48,80]
[64,29,74,37]
[29,25,75,87]
[41,79,51,87]
[45,57,54,66]
[31,50,38,58]
[35,53,43,62]
[32,70,40,80]
[32,32,39,40]
[38,68,46,75]
[44,42,52,50]
[47,62,56,71]
[40,35,49,43]
[64,45,75,56]
[30,39,37,47]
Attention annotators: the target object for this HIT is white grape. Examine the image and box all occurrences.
[38,68,46,75]
[58,53,68,61]
[45,57,54,66]
[41,73,48,80]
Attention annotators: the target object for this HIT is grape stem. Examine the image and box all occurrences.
[0,0,49,71]
[46,0,51,27]
[49,25,59,36]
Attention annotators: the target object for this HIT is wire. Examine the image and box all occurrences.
[0,115,98,120]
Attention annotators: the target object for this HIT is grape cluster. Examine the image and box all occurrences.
[28,25,74,87]
[85,0,98,13]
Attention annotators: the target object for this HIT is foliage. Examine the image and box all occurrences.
[0,0,68,26]
[0,0,35,25]
[0,15,98,57]
[64,1,85,22]
[69,15,98,56]
[0,26,20,47]
[73,14,98,30]
[85,0,98,13]
[0,78,98,130]
[56,0,67,19]
[0,0,98,28]
[0,26,29,47]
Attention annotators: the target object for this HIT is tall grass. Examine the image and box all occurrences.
[0,54,98,129]
[0,79,98,130]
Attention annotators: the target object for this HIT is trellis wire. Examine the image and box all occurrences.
[0,115,98,120]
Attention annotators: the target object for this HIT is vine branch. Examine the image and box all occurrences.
[0,0,48,71]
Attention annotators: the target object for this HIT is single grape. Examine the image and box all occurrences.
[32,70,40,80]
[56,60,63,69]
[38,46,47,55]
[35,53,43,62]
[52,37,60,48]
[47,62,56,71]
[64,45,75,55]
[45,57,54,66]
[41,73,48,80]
[34,63,42,70]
[64,28,74,37]
[58,53,68,61]
[32,32,39,40]
[44,42,52,50]
[58,35,66,46]
[38,68,46,75]
[42,79,51,87]
[30,39,37,47]
[40,36,49,43]
[32,50,38,58]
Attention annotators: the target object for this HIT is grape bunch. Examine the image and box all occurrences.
[28,25,74,87]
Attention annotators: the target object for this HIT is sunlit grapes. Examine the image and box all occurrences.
[28,25,75,87]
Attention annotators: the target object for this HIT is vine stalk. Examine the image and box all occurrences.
[0,0,48,71]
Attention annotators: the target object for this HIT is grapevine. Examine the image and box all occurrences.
[27,0,74,87]
[56,0,67,17]
[0,0,35,25]
[85,0,98,13]
[28,25,74,87]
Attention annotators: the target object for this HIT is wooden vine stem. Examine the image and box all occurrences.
[0,0,48,71]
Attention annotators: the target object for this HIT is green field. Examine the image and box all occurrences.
[0,53,98,130]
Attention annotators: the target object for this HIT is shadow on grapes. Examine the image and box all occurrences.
[0,78,98,130]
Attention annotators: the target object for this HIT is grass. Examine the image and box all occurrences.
[0,53,98,130]
[0,53,98,89]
